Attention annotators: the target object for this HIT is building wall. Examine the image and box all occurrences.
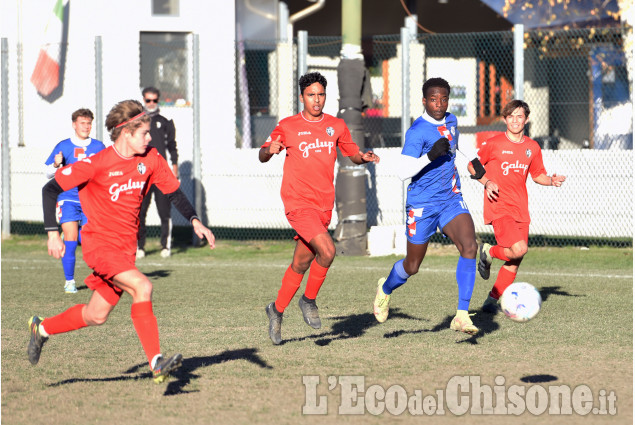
[0,0,236,155]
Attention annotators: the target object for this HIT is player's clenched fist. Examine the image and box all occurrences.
[427,137,450,161]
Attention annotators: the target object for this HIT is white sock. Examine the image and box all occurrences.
[151,354,163,369]
[39,323,49,337]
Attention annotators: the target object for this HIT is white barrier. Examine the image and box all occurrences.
[7,147,633,242]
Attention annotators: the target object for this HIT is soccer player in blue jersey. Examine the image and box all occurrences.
[373,78,486,334]
[44,109,106,294]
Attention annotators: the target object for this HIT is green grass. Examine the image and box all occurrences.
[1,236,632,424]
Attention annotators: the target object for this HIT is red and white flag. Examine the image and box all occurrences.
[30,0,68,97]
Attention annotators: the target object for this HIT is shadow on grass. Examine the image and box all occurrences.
[539,285,584,302]
[277,309,422,347]
[145,269,173,279]
[383,311,501,345]
[47,347,272,396]
[520,374,558,383]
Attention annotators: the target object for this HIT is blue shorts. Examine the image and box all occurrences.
[56,200,87,226]
[405,196,470,245]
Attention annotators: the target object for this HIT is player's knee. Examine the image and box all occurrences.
[403,260,420,276]
[509,242,528,259]
[292,259,311,273]
[129,278,153,301]
[461,239,478,259]
[321,246,336,266]
[314,243,335,266]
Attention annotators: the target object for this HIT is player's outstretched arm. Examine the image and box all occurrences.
[167,188,215,249]
[192,219,215,249]
[349,150,380,165]
[534,173,566,187]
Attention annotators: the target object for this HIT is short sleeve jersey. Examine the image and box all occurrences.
[54,146,180,251]
[45,138,106,202]
[402,112,461,206]
[261,113,360,213]
[477,133,547,224]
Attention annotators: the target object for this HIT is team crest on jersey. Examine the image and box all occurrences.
[526,149,532,158]
[137,162,147,175]
[450,127,456,136]
[326,127,334,137]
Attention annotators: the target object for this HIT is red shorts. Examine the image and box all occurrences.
[492,216,530,248]
[82,246,136,306]
[286,208,332,244]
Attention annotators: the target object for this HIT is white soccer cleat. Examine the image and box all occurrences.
[64,280,77,294]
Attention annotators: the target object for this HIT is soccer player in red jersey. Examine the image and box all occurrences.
[29,99,215,383]
[260,72,380,345]
[468,100,566,313]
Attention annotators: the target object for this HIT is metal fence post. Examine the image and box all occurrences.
[400,27,410,147]
[297,30,308,113]
[514,24,524,100]
[94,36,103,142]
[2,38,11,238]
[192,33,202,245]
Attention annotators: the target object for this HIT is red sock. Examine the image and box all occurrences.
[490,245,511,262]
[275,266,304,313]
[304,262,329,300]
[41,304,87,335]
[490,267,517,299]
[131,301,160,367]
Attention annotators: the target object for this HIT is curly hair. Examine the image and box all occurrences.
[299,72,327,95]
[105,100,151,142]
[422,77,451,98]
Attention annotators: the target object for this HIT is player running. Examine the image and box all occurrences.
[29,99,215,383]
[467,99,566,313]
[260,72,380,345]
[373,77,485,334]
[44,109,105,293]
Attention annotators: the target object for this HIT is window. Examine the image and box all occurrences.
[140,32,191,106]
[152,0,179,16]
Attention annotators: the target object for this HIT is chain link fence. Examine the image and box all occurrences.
[3,27,632,247]
[234,27,632,247]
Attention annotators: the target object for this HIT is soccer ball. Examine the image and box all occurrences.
[500,282,542,322]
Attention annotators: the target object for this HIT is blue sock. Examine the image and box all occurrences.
[62,241,78,281]
[382,259,410,295]
[456,256,476,311]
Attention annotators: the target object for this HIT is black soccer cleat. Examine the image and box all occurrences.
[27,316,48,365]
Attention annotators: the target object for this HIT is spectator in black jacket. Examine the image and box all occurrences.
[137,87,179,259]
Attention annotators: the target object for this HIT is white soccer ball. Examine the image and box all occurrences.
[500,282,542,322]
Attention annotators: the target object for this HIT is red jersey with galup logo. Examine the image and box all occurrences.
[477,133,546,224]
[262,113,360,213]
[55,146,180,253]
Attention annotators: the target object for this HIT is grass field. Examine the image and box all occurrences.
[1,236,632,424]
